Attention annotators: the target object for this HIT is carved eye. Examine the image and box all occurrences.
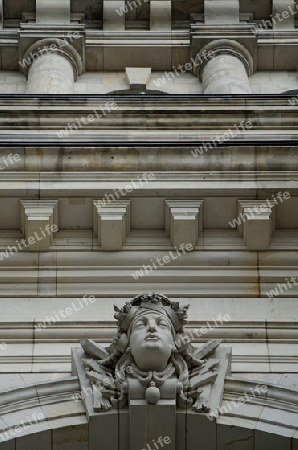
[134,319,146,328]
[158,319,169,328]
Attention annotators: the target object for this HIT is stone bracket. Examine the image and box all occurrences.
[165,200,203,248]
[125,67,151,90]
[20,200,58,251]
[93,200,131,251]
[237,200,276,251]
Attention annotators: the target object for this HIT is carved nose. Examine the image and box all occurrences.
[148,320,156,332]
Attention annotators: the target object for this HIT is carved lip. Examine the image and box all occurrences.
[145,334,160,341]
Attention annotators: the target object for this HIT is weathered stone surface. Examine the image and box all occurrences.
[204,0,240,25]
[36,0,71,24]
[0,1,297,448]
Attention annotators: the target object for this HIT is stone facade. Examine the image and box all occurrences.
[0,0,297,448]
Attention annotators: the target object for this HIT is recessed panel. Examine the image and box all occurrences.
[204,197,237,229]
[0,198,20,230]
[131,197,164,229]
[59,198,92,230]
[276,196,298,229]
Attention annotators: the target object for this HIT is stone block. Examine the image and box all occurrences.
[150,1,171,30]
[130,399,176,450]
[15,430,51,450]
[52,424,88,449]
[217,423,254,449]
[36,0,70,24]
[272,1,295,29]
[89,414,118,450]
[186,413,216,450]
[204,0,239,25]
[0,441,15,449]
[293,431,298,449]
[103,46,172,71]
[255,429,291,450]
[103,0,125,30]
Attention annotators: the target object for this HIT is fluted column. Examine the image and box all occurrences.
[194,39,253,94]
[22,39,82,94]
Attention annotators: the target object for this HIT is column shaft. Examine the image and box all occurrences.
[202,53,251,94]
[26,53,74,94]
[194,40,253,95]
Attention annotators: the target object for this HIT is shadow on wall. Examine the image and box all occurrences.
[108,88,168,95]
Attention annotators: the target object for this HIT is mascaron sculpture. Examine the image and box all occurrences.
[80,292,221,413]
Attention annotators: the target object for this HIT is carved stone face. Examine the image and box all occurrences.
[129,311,174,371]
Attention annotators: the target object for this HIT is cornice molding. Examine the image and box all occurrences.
[0,23,298,71]
[0,297,297,339]
[0,374,297,443]
[0,171,297,197]
[0,376,87,443]
[224,376,298,416]
[0,296,297,372]
[1,96,298,145]
[1,171,298,181]
[0,322,298,344]
[0,377,80,414]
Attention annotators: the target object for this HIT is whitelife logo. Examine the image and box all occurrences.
[0,412,45,442]
[0,224,58,261]
[141,436,171,450]
[0,154,21,170]
[131,243,193,280]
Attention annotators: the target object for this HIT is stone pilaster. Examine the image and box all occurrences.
[194,39,253,94]
[22,38,83,94]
